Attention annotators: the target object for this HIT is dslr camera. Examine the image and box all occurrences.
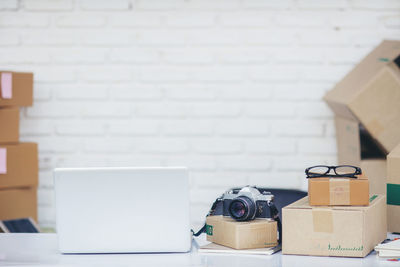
[218,186,278,221]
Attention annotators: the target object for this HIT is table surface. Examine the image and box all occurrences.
[0,233,397,267]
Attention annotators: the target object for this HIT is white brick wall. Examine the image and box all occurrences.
[1,0,399,230]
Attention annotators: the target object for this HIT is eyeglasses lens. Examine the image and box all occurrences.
[308,166,329,175]
[335,166,357,175]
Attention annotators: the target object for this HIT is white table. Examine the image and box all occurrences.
[0,234,396,267]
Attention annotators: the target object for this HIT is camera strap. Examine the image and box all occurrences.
[269,202,282,243]
[191,196,223,237]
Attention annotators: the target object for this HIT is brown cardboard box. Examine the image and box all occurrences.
[0,187,37,221]
[335,116,387,195]
[0,107,19,144]
[325,40,400,153]
[308,174,369,206]
[206,216,278,249]
[0,143,38,189]
[282,195,386,257]
[0,71,33,107]
[387,144,400,233]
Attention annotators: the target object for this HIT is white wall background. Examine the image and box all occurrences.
[1,0,399,229]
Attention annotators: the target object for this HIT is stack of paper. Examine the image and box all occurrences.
[375,239,400,258]
[198,242,281,256]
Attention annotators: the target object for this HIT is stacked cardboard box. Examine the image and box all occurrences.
[308,173,369,206]
[0,71,38,222]
[324,40,400,197]
[283,167,387,257]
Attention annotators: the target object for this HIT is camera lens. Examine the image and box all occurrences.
[228,196,256,221]
[230,201,246,218]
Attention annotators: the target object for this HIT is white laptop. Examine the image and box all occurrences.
[54,167,191,254]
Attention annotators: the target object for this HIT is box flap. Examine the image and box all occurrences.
[389,142,400,158]
[348,63,400,153]
[324,40,400,118]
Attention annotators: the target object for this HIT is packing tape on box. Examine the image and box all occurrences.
[0,148,6,174]
[329,178,350,205]
[1,73,12,99]
[312,209,333,233]
[387,184,400,205]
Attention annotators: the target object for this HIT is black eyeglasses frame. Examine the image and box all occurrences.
[305,165,362,179]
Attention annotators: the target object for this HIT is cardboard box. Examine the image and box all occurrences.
[206,216,278,249]
[282,195,387,257]
[308,174,369,206]
[0,187,37,222]
[325,40,400,153]
[0,71,33,107]
[361,159,387,195]
[0,143,38,189]
[335,116,387,195]
[0,107,19,144]
[387,144,400,233]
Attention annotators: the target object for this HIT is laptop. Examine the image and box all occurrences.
[54,167,191,254]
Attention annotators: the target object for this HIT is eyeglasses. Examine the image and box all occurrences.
[305,165,362,179]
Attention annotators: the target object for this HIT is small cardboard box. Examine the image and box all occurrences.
[206,215,278,249]
[282,195,386,257]
[0,107,19,144]
[324,40,400,153]
[308,174,369,206]
[0,143,38,189]
[0,187,37,222]
[0,71,33,107]
[335,116,387,195]
[387,143,400,233]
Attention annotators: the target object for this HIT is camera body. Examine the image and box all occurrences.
[220,186,277,221]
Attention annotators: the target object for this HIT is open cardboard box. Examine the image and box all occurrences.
[282,195,386,257]
[325,40,400,154]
